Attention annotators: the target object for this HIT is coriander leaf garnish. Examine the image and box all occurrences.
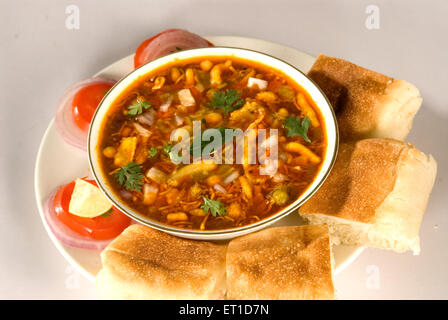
[127,100,151,116]
[162,143,173,154]
[201,196,227,217]
[283,116,311,143]
[148,147,158,158]
[170,46,183,53]
[114,162,144,192]
[210,89,244,115]
[101,209,112,218]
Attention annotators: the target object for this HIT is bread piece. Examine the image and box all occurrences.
[299,138,437,254]
[96,224,227,299]
[226,225,334,300]
[308,54,422,141]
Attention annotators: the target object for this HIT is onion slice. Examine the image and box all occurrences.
[223,171,240,185]
[136,29,212,67]
[213,184,227,194]
[43,190,111,250]
[54,77,116,151]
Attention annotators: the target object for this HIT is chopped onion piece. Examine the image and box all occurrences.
[272,173,287,183]
[119,190,132,200]
[146,167,167,184]
[223,171,240,185]
[178,89,195,106]
[133,122,151,137]
[213,184,227,194]
[143,183,159,205]
[247,77,268,90]
[261,159,279,176]
[136,109,155,126]
[159,96,173,112]
[174,113,185,126]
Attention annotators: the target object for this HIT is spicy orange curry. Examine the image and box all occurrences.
[98,56,326,230]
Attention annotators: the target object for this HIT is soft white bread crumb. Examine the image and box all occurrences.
[299,139,437,255]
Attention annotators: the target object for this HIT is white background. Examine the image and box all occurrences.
[0,0,447,299]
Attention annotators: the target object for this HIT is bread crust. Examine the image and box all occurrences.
[96,225,227,299]
[226,225,334,300]
[308,54,421,141]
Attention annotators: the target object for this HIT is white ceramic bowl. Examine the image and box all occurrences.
[88,47,338,240]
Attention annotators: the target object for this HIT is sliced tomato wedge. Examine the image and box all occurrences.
[72,82,114,132]
[134,29,213,68]
[52,179,131,240]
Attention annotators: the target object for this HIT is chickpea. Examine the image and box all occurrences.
[227,202,244,219]
[278,108,289,117]
[102,146,116,158]
[210,63,226,87]
[152,76,165,90]
[200,60,213,72]
[206,175,221,186]
[185,68,195,86]
[166,212,189,222]
[171,67,181,82]
[205,112,223,126]
[190,208,206,216]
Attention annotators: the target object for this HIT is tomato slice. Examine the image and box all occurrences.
[53,179,131,240]
[72,82,114,132]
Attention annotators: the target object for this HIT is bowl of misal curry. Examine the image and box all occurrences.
[88,47,338,240]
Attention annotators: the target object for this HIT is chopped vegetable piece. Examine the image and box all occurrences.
[247,77,268,90]
[283,116,311,143]
[271,186,289,206]
[114,136,138,167]
[296,93,320,127]
[210,89,244,115]
[201,196,227,217]
[277,85,295,101]
[178,88,196,106]
[143,184,158,205]
[284,142,321,164]
[145,167,167,184]
[114,162,144,192]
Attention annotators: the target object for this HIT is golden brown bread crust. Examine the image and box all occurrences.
[308,54,421,141]
[97,224,227,299]
[300,139,405,223]
[226,225,334,300]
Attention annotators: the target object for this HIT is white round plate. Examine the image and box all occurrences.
[34,36,364,284]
